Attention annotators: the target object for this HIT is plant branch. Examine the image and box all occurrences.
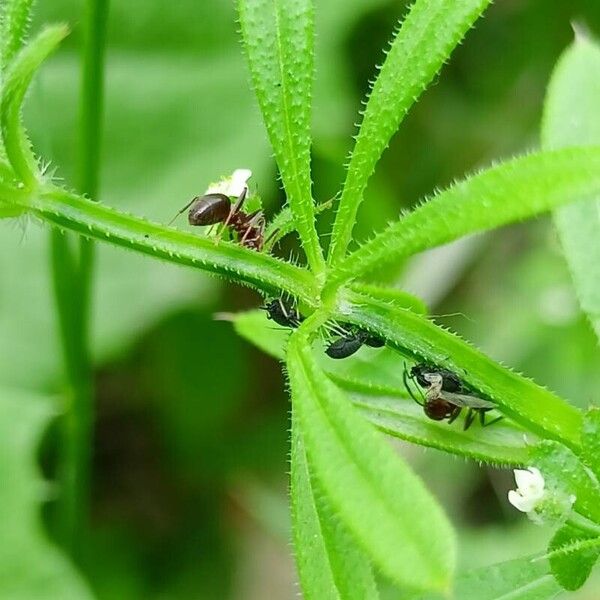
[8,185,319,305]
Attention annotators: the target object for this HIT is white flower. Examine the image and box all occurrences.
[508,467,546,513]
[205,168,252,197]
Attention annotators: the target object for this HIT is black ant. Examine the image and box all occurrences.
[403,363,501,430]
[172,187,267,251]
[263,297,303,329]
[325,327,385,359]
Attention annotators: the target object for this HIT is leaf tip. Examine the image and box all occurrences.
[571,20,593,45]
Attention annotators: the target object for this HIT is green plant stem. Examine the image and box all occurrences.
[51,232,93,554]
[27,185,318,304]
[54,0,108,556]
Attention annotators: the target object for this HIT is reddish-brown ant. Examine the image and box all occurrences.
[181,187,266,250]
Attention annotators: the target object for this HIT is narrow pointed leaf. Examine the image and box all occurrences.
[1,24,68,187]
[352,391,530,467]
[328,0,492,265]
[342,291,583,449]
[328,147,600,290]
[291,418,379,600]
[237,0,324,274]
[542,35,600,341]
[548,524,600,591]
[287,329,456,593]
[0,0,36,68]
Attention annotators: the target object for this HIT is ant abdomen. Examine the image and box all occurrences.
[188,193,231,226]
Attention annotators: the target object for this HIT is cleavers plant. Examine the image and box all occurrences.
[2,0,600,597]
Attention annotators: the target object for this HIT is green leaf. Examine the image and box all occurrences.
[342,291,583,449]
[291,418,379,600]
[287,327,456,593]
[531,440,600,524]
[1,24,68,187]
[351,390,530,467]
[6,185,319,306]
[548,523,600,591]
[328,147,600,291]
[237,0,325,275]
[328,0,493,266]
[0,0,36,68]
[349,282,427,315]
[414,555,561,600]
[0,387,92,599]
[582,407,600,480]
[542,35,600,341]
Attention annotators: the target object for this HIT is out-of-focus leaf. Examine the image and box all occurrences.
[413,555,561,600]
[542,35,600,341]
[287,329,456,593]
[531,440,600,524]
[0,387,92,599]
[328,0,493,265]
[291,419,379,600]
[548,523,600,591]
[329,147,600,289]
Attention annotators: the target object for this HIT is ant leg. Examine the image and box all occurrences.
[482,414,503,428]
[403,365,424,406]
[217,187,249,243]
[447,406,462,424]
[240,210,264,246]
[463,408,476,430]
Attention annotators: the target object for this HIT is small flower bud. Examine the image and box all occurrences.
[206,169,252,197]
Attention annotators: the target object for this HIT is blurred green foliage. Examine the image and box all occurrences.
[1,0,600,597]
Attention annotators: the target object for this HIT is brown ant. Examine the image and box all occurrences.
[172,187,267,251]
[403,363,502,430]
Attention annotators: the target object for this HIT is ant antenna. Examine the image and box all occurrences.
[167,197,196,226]
[428,312,474,323]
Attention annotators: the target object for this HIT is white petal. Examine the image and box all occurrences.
[514,467,544,497]
[205,169,253,197]
[226,169,252,196]
[508,490,536,513]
